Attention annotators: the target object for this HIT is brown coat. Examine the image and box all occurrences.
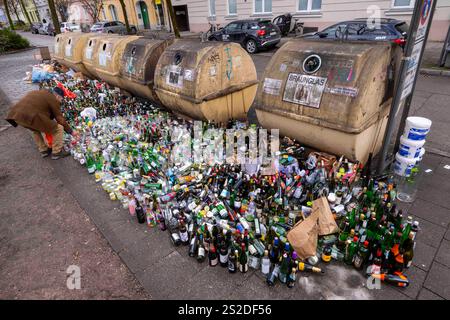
[5,90,71,134]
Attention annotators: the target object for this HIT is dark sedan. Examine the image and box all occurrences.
[208,19,281,54]
[303,18,408,47]
[30,22,42,34]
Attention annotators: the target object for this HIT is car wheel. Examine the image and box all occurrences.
[108,30,114,34]
[245,39,257,54]
[131,27,136,34]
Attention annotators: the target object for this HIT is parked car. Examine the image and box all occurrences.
[208,19,281,54]
[303,18,408,47]
[30,22,42,34]
[90,21,137,34]
[60,22,81,33]
[38,23,56,36]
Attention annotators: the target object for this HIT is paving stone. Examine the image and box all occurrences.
[444,228,450,241]
[412,241,437,272]
[409,215,446,249]
[230,274,297,300]
[371,284,411,300]
[135,250,205,299]
[420,153,445,173]
[409,198,450,227]
[417,288,444,300]
[424,262,450,299]
[175,265,251,300]
[391,266,427,299]
[435,239,450,268]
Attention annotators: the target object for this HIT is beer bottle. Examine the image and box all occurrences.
[197,235,206,263]
[278,253,290,284]
[209,244,219,267]
[239,243,249,273]
[179,220,189,245]
[353,240,369,270]
[269,237,280,264]
[136,199,146,224]
[367,248,382,276]
[344,237,359,265]
[287,267,297,289]
[298,261,323,273]
[266,263,280,286]
[219,240,229,267]
[372,272,409,287]
[402,232,415,269]
[188,232,198,257]
[228,249,238,273]
[261,250,271,276]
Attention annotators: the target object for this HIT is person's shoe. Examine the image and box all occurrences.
[51,150,70,160]
[40,148,52,158]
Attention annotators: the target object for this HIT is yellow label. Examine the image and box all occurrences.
[155,0,161,4]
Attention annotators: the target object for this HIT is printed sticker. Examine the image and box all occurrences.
[65,45,72,57]
[184,69,194,81]
[263,78,282,96]
[210,66,217,77]
[233,56,242,68]
[85,47,93,60]
[279,63,287,72]
[283,73,327,109]
[326,86,359,98]
[166,65,184,88]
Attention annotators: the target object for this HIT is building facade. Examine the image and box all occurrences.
[165,0,450,41]
[65,0,450,41]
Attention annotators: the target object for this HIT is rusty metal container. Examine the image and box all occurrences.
[255,39,402,163]
[60,33,101,77]
[81,34,115,80]
[119,38,173,102]
[154,40,258,123]
[94,35,141,88]
[53,33,67,63]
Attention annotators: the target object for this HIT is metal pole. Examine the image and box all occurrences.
[394,0,437,153]
[376,0,436,174]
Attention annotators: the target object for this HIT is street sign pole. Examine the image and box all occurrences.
[376,0,437,174]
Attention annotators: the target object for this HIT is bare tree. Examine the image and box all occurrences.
[54,0,69,21]
[47,0,61,34]
[2,0,14,29]
[8,0,21,21]
[79,0,103,23]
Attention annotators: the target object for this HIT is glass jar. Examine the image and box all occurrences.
[395,164,424,203]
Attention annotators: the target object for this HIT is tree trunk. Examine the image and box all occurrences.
[3,0,15,30]
[118,0,131,34]
[47,0,61,34]
[18,0,32,24]
[165,0,179,38]
[10,0,21,21]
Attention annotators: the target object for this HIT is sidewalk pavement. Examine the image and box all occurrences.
[1,36,449,299]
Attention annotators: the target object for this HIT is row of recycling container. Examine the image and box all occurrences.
[54,33,403,164]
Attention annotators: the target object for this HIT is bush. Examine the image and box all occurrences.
[0,28,30,54]
[21,24,31,32]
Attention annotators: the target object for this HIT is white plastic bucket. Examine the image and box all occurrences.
[398,135,425,159]
[394,152,417,177]
[404,117,432,141]
[417,148,426,162]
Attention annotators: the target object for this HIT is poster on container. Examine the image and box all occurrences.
[282,73,327,109]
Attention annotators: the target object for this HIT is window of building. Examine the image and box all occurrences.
[254,0,272,14]
[228,0,237,15]
[392,0,413,8]
[209,0,216,17]
[298,0,322,12]
[109,4,118,21]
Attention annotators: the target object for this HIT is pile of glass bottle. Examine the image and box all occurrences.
[41,76,419,289]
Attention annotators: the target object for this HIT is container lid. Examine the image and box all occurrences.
[406,116,432,129]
